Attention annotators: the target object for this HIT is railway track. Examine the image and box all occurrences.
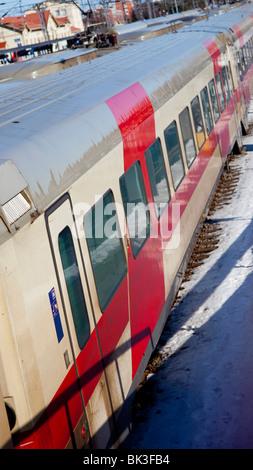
[182,152,243,283]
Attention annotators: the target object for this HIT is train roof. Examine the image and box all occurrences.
[0,4,252,233]
[97,8,206,40]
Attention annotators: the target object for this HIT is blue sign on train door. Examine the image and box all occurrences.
[49,287,64,343]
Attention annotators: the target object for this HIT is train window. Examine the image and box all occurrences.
[242,45,249,71]
[240,49,246,75]
[164,121,185,190]
[246,41,253,63]
[145,138,170,219]
[215,72,226,111]
[247,43,251,64]
[179,107,197,167]
[244,44,249,67]
[208,78,220,123]
[200,86,213,136]
[226,63,234,96]
[83,190,127,313]
[247,41,252,63]
[190,96,205,150]
[58,226,90,350]
[120,161,151,258]
[249,38,253,60]
[249,38,253,58]
[236,51,243,81]
[221,67,230,103]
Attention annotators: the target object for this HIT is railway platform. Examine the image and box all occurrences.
[130,101,253,450]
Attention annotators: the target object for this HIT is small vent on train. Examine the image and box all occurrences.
[2,191,31,225]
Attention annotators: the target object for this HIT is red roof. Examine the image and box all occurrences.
[1,10,67,32]
[25,10,50,31]
[54,16,69,26]
[71,26,80,32]
[1,16,24,31]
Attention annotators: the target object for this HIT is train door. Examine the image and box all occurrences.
[46,193,115,449]
[82,189,132,445]
[119,160,166,381]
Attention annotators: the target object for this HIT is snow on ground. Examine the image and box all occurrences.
[129,105,253,449]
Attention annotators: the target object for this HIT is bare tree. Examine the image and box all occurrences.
[134,0,144,20]
[99,0,113,27]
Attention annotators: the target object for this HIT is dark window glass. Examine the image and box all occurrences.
[164,121,185,190]
[242,45,249,70]
[236,50,243,81]
[221,66,230,103]
[226,63,234,97]
[200,86,213,136]
[58,226,90,350]
[240,48,246,75]
[208,78,220,123]
[145,138,170,219]
[84,191,127,313]
[191,95,205,149]
[120,161,151,258]
[246,41,252,63]
[179,107,196,167]
[249,38,253,60]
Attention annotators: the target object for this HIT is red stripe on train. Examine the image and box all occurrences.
[232,24,244,48]
[204,38,222,75]
[107,83,166,378]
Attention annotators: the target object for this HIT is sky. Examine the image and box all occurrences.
[1,1,41,14]
[0,1,90,17]
[0,1,45,17]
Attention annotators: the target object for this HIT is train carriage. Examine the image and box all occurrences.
[1,4,253,449]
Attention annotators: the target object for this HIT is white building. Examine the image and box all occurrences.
[0,1,84,50]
